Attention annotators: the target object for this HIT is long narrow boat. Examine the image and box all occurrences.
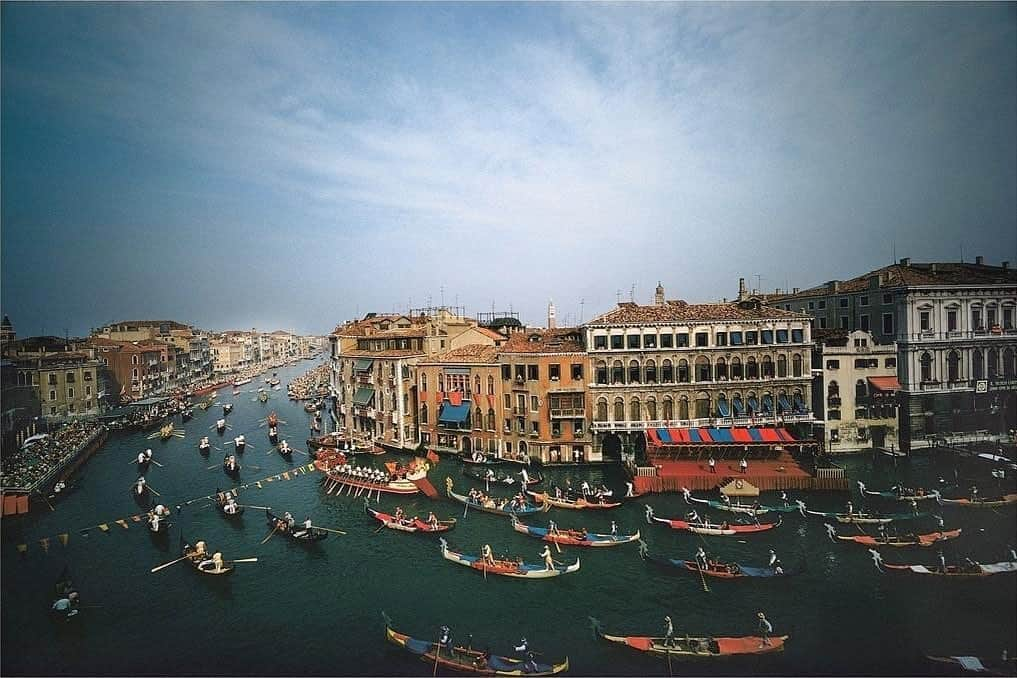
[802,504,928,524]
[366,504,456,533]
[527,491,621,510]
[384,619,569,676]
[265,510,328,543]
[826,523,961,548]
[592,619,788,657]
[856,482,940,502]
[223,456,241,478]
[463,467,542,487]
[318,460,424,496]
[869,550,1017,577]
[182,542,234,576]
[639,542,799,578]
[511,517,639,547]
[645,506,781,535]
[215,488,245,519]
[937,493,1017,508]
[925,654,1017,675]
[682,488,770,516]
[439,538,579,579]
[446,478,547,516]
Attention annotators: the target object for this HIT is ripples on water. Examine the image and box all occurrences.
[2,361,1015,675]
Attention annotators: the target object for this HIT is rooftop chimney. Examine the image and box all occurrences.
[827,280,840,292]
[738,278,747,302]
[975,255,984,266]
[899,257,910,267]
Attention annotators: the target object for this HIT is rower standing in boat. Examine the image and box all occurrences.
[757,612,772,648]
[939,550,948,574]
[135,476,147,494]
[52,591,80,619]
[540,544,555,571]
[663,615,676,648]
[293,517,312,538]
[438,626,453,660]
[482,544,495,567]
[695,546,709,570]
[709,456,716,473]
[283,511,295,530]
[427,511,439,530]
[740,458,748,474]
[845,500,854,516]
[548,520,560,537]
[780,491,789,508]
[581,480,591,496]
[520,467,530,485]
[626,481,635,498]
[970,486,979,502]
[769,549,784,575]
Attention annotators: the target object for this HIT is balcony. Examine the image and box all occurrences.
[590,412,813,433]
[550,407,586,419]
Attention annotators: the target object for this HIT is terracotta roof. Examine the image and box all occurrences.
[587,300,805,326]
[500,328,585,354]
[106,320,190,329]
[332,315,426,337]
[474,327,506,341]
[769,262,1017,302]
[342,349,424,358]
[422,345,500,365]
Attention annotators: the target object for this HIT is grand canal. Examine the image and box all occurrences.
[2,360,1015,676]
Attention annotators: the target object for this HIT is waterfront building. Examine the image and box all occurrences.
[329,309,498,452]
[814,330,900,454]
[210,336,245,374]
[92,319,191,343]
[768,258,1017,451]
[90,337,172,402]
[585,284,814,460]
[3,336,101,419]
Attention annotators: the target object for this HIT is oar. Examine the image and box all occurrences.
[147,485,162,497]
[260,523,280,545]
[150,555,189,573]
[239,504,272,510]
[151,460,165,468]
[313,526,347,535]
[433,640,442,676]
[231,557,258,564]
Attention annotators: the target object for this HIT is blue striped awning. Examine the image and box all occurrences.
[352,387,375,406]
[717,400,730,417]
[438,402,471,426]
[354,359,374,372]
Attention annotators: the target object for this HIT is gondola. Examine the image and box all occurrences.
[638,542,800,578]
[51,566,81,621]
[527,491,621,510]
[268,427,279,444]
[182,541,234,576]
[366,504,456,533]
[438,538,579,579]
[511,517,639,547]
[223,456,241,478]
[682,488,770,516]
[856,482,941,502]
[591,618,789,657]
[925,654,1017,675]
[198,440,212,456]
[265,509,328,543]
[644,506,781,535]
[869,550,1017,577]
[215,488,244,518]
[215,419,227,434]
[147,510,172,534]
[461,453,510,467]
[223,403,233,415]
[384,618,569,676]
[827,523,962,548]
[463,467,542,487]
[802,504,928,524]
[445,478,547,517]
[277,442,294,458]
[937,493,1017,508]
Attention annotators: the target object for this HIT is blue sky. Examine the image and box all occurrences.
[2,2,1015,337]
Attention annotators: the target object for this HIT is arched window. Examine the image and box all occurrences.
[972,349,984,380]
[644,359,657,383]
[663,396,674,421]
[474,375,481,395]
[1004,348,1016,378]
[694,392,711,419]
[420,403,428,423]
[792,354,803,378]
[596,399,608,421]
[474,409,483,429]
[715,357,728,380]
[132,355,139,365]
[731,356,743,379]
[678,359,690,383]
[661,359,674,383]
[421,374,428,392]
[596,360,608,385]
[630,398,641,421]
[628,360,641,384]
[678,397,690,420]
[487,409,495,430]
[487,375,494,394]
[746,357,758,379]
[647,398,657,421]
[988,348,999,379]
[855,379,867,399]
[947,351,960,382]
[920,352,934,382]
[613,398,625,422]
[777,355,787,378]
[828,381,839,398]
[611,361,624,384]
[695,356,711,382]
[761,355,774,378]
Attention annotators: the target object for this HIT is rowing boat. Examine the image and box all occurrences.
[591,618,788,657]
[527,491,621,510]
[937,493,1017,508]
[682,488,769,516]
[182,542,234,576]
[511,517,639,547]
[645,506,781,535]
[384,619,569,676]
[869,550,1017,577]
[827,523,961,548]
[438,538,579,579]
[803,504,928,524]
[856,481,940,502]
[638,542,798,578]
[366,504,455,533]
[463,468,542,487]
[446,478,547,516]
[266,510,328,543]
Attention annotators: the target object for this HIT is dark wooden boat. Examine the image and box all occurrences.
[181,410,193,422]
[937,493,1017,508]
[265,509,328,542]
[829,524,962,548]
[527,490,621,510]
[512,517,639,547]
[445,478,547,517]
[384,619,569,676]
[638,544,800,578]
[645,506,781,535]
[222,403,233,415]
[463,467,542,487]
[870,550,1017,577]
[366,504,455,533]
[182,541,234,576]
[223,456,241,478]
[592,618,789,657]
[215,488,244,518]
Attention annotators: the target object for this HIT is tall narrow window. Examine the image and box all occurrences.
[972,349,984,380]
[947,351,960,382]
[920,352,934,382]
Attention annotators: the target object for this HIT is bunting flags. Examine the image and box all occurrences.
[98,524,109,532]
[58,534,69,546]
[39,538,50,553]
[115,519,129,529]
[16,544,28,555]
[131,515,142,523]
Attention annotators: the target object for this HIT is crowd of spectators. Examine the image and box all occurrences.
[286,364,330,400]
[1,420,105,490]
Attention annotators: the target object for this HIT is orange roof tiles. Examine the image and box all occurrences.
[500,328,585,354]
[587,300,805,326]
[422,345,500,365]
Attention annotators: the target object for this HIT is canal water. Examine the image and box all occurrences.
[2,359,1015,676]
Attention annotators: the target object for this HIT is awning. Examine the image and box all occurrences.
[352,387,375,406]
[717,400,730,417]
[128,396,171,407]
[793,394,807,413]
[438,402,471,426]
[747,397,760,413]
[777,395,792,413]
[732,397,745,416]
[761,395,774,414]
[2,494,29,516]
[868,376,901,393]
[353,359,374,372]
[448,391,464,406]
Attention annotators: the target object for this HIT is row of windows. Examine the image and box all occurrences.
[923,347,1017,383]
[827,404,897,420]
[920,306,1015,332]
[592,329,805,351]
[48,386,93,401]
[783,293,894,313]
[593,390,806,421]
[593,354,806,384]
[826,358,896,369]
[497,364,585,382]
